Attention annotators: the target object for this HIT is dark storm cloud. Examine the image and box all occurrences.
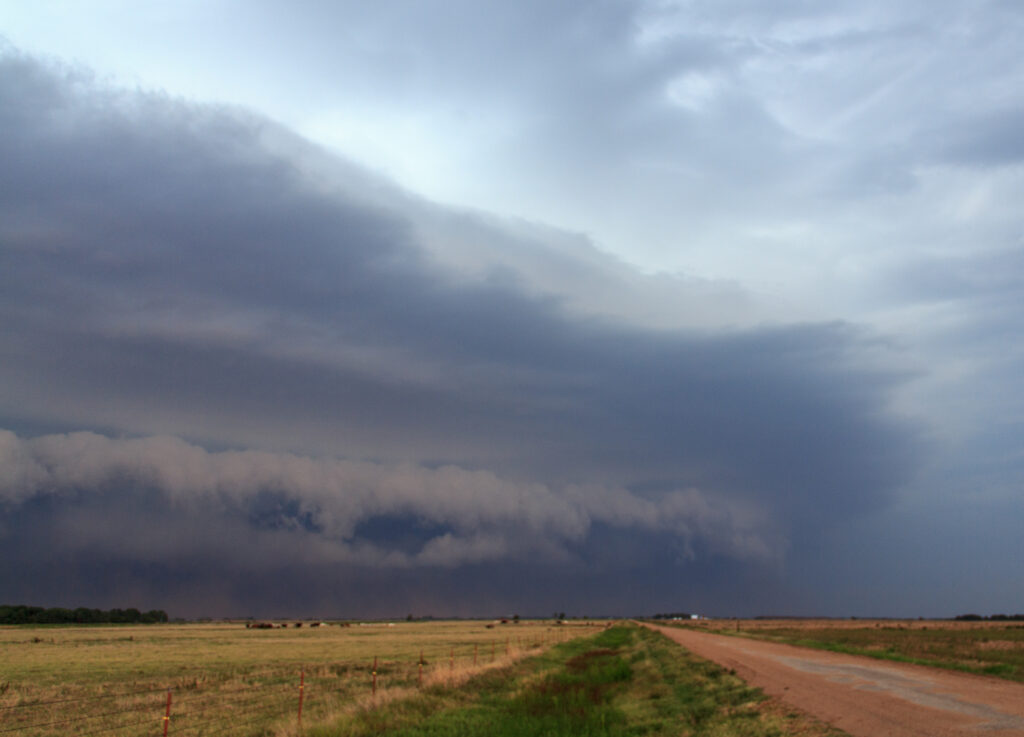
[0,51,920,615]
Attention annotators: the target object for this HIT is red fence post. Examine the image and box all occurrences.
[298,668,305,729]
[449,647,454,672]
[418,649,423,687]
[372,656,378,696]
[162,689,172,737]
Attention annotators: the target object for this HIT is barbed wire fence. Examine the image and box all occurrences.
[0,628,580,737]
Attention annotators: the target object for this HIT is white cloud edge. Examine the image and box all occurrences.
[0,428,782,568]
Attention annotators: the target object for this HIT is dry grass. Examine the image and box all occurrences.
[0,620,590,736]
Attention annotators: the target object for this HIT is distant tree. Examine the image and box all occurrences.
[0,604,169,625]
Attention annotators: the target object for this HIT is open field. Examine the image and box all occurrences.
[0,620,847,736]
[0,619,587,736]
[671,619,1024,681]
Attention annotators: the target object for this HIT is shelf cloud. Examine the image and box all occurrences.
[7,0,1018,619]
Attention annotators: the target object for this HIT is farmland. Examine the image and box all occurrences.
[675,618,1024,682]
[0,619,580,736]
[0,620,846,736]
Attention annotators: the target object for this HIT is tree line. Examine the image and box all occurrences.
[0,604,169,624]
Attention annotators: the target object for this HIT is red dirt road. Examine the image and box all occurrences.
[647,623,1024,736]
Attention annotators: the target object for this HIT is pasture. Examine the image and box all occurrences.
[0,619,581,736]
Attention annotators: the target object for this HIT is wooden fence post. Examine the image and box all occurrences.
[372,656,378,696]
[162,689,172,737]
[298,668,305,729]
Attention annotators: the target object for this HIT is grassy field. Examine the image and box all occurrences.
[0,620,848,736]
[0,619,583,736]
[673,618,1024,682]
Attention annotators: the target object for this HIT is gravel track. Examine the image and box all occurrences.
[646,623,1024,736]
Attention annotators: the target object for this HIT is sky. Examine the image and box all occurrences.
[0,0,1022,619]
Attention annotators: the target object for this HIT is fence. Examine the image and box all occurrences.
[0,629,577,736]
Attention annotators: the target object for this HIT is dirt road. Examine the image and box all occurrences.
[647,623,1024,736]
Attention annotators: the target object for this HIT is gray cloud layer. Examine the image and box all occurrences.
[0,429,774,567]
[0,48,924,616]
